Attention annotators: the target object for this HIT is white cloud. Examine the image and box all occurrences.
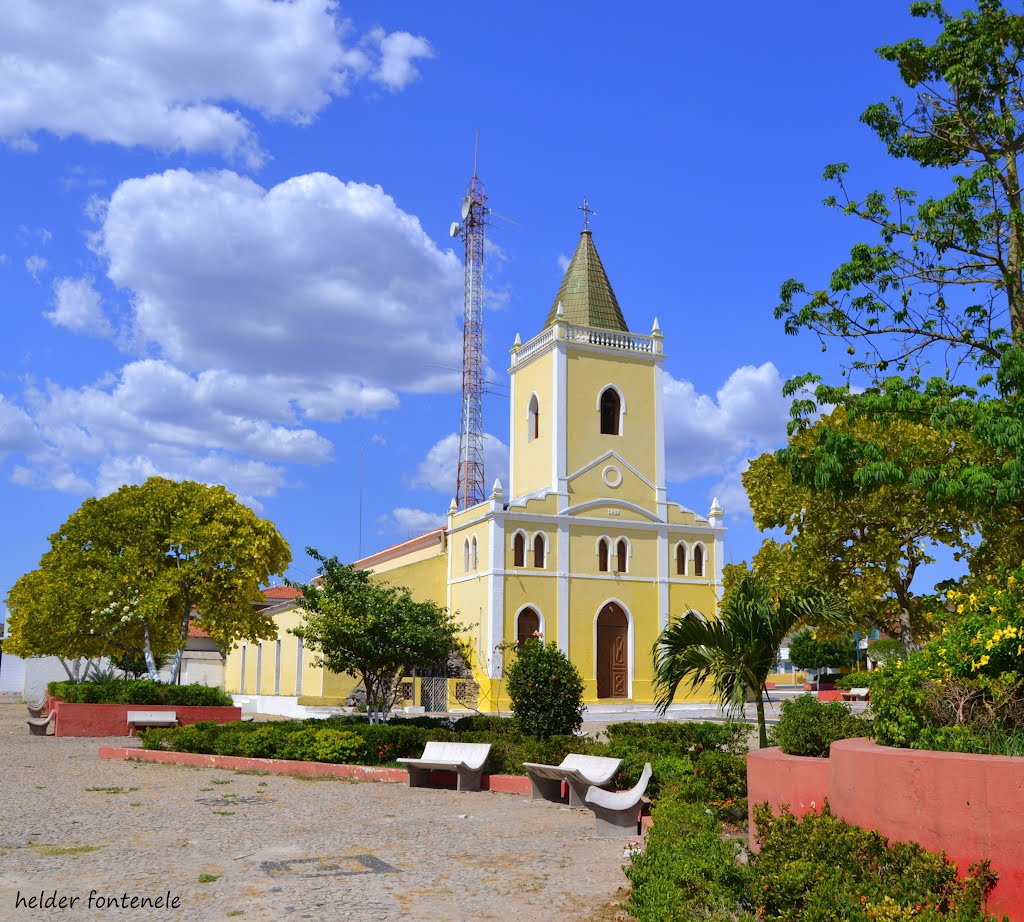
[663,363,790,483]
[378,506,446,538]
[0,1,433,164]
[99,169,463,394]
[2,169,467,501]
[556,253,571,273]
[25,255,46,279]
[0,397,41,455]
[47,277,113,337]
[412,432,510,498]
[367,28,434,91]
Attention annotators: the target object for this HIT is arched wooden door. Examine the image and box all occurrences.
[517,607,540,645]
[596,603,629,698]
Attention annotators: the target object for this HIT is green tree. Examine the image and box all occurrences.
[291,548,463,724]
[787,629,854,688]
[775,1,1024,549]
[744,408,976,650]
[504,638,585,738]
[652,572,850,747]
[4,477,290,682]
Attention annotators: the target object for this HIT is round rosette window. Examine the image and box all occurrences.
[602,465,623,488]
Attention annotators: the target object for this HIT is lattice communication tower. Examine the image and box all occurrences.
[454,171,487,510]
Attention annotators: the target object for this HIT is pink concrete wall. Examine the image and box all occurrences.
[98,747,534,794]
[816,689,845,702]
[748,740,1024,920]
[746,747,829,850]
[52,702,241,737]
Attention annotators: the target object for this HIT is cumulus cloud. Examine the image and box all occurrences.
[663,363,790,483]
[47,277,113,337]
[0,397,41,455]
[99,169,463,393]
[366,28,434,91]
[1,169,466,500]
[0,1,433,165]
[412,432,511,497]
[378,507,446,538]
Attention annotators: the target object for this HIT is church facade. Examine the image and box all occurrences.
[344,229,724,711]
[226,229,724,712]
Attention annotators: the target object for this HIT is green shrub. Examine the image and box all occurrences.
[625,793,750,921]
[357,725,431,764]
[605,720,749,756]
[46,679,233,707]
[749,803,1000,921]
[504,638,585,738]
[770,695,868,757]
[834,671,885,690]
[287,728,365,764]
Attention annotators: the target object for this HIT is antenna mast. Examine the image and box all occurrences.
[453,153,487,510]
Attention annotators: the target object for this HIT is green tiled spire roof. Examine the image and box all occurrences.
[544,231,628,332]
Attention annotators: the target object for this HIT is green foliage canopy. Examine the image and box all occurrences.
[4,477,290,682]
[291,548,463,723]
[504,637,585,738]
[787,629,855,673]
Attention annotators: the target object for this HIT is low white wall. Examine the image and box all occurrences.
[0,652,27,695]
[231,694,340,720]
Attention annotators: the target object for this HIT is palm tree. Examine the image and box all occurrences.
[652,572,850,747]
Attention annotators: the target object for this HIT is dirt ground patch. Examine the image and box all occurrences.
[0,704,636,921]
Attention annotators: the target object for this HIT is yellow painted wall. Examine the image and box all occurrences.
[567,462,654,511]
[566,520,658,580]
[503,520,555,572]
[565,349,658,485]
[509,350,554,496]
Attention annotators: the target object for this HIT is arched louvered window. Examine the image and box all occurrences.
[600,388,621,435]
[471,536,478,571]
[533,534,546,568]
[676,543,687,576]
[528,394,539,442]
[598,538,610,572]
[463,539,470,573]
[616,539,628,573]
[694,543,705,577]
[513,532,526,568]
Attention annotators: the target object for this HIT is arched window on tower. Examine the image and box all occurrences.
[598,538,610,572]
[527,394,539,442]
[471,536,478,571]
[463,539,470,573]
[533,534,546,568]
[616,538,628,573]
[676,542,687,576]
[600,387,621,435]
[694,543,705,578]
[513,532,526,568]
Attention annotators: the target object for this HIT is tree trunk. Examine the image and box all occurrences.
[141,619,161,683]
[754,687,768,749]
[168,603,192,685]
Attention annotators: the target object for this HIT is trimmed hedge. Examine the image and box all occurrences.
[47,679,233,707]
[769,695,870,758]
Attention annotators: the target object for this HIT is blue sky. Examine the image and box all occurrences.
[0,1,960,606]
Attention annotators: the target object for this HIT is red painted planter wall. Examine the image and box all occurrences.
[746,748,829,849]
[748,739,1024,921]
[52,702,241,737]
[815,690,845,702]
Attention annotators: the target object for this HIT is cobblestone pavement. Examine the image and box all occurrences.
[0,705,632,921]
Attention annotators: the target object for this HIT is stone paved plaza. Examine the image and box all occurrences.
[0,704,630,921]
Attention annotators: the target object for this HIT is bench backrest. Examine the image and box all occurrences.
[420,741,491,769]
[126,710,178,723]
[560,754,622,780]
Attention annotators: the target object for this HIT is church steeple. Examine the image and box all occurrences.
[543,231,629,332]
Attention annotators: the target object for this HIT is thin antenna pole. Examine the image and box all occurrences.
[455,150,487,510]
[473,129,479,177]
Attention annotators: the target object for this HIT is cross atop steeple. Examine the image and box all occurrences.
[578,196,596,231]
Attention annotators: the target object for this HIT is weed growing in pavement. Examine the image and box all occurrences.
[85,786,139,794]
[31,844,101,857]
[198,873,221,883]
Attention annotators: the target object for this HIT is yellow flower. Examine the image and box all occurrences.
[991,606,999,614]
[957,605,965,614]
[979,655,990,667]
[1018,644,1024,656]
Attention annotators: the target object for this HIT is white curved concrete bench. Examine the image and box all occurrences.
[522,754,622,807]
[397,741,491,792]
[585,762,652,837]
[126,711,178,735]
[26,712,55,736]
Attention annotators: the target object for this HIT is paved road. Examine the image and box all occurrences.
[0,704,632,921]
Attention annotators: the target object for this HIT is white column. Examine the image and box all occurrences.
[557,523,569,655]
[552,342,568,509]
[657,526,670,632]
[654,362,668,519]
[487,514,505,678]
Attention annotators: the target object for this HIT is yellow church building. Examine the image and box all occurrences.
[226,229,724,714]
